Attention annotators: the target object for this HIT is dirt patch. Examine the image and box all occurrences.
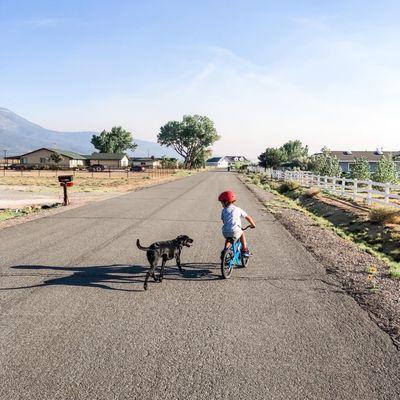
[0,172,195,231]
[239,175,400,349]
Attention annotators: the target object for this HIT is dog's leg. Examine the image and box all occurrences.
[144,262,158,290]
[176,253,184,273]
[159,257,167,282]
[144,269,151,290]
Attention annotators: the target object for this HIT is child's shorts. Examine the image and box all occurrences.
[222,228,243,240]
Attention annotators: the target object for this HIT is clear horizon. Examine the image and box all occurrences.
[1,1,400,158]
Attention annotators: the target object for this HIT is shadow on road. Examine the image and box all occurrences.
[0,262,220,292]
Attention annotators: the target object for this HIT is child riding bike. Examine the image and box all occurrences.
[218,191,256,257]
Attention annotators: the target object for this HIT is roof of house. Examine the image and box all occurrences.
[130,157,161,162]
[330,150,400,162]
[225,155,249,162]
[19,148,86,160]
[86,153,128,160]
[206,157,226,163]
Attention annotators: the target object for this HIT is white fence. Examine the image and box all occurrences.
[269,170,400,208]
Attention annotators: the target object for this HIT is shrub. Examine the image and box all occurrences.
[251,174,261,185]
[369,207,400,224]
[260,174,270,185]
[304,187,320,198]
[278,181,300,193]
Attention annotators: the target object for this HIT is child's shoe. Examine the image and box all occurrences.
[242,248,251,257]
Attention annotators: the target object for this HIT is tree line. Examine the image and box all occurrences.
[258,141,399,183]
[89,115,219,169]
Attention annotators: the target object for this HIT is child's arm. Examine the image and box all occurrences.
[245,215,256,228]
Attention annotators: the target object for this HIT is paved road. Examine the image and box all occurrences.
[0,171,399,399]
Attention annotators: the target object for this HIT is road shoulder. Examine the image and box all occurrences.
[239,173,400,350]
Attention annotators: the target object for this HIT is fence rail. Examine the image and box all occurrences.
[268,170,400,208]
[0,168,176,179]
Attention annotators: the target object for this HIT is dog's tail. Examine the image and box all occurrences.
[136,239,153,251]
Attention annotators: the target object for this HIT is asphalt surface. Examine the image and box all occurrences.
[0,171,399,399]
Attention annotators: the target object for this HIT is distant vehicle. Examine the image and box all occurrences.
[131,165,145,172]
[88,164,105,172]
[7,164,26,170]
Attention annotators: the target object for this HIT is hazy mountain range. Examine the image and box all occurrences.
[0,108,178,158]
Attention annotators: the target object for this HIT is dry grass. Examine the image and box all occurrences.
[304,187,320,198]
[369,207,400,225]
[0,170,189,193]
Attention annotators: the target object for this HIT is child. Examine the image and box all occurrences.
[218,190,256,256]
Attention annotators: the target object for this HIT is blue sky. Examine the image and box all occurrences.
[1,0,400,157]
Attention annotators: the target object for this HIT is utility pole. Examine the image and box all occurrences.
[2,149,7,167]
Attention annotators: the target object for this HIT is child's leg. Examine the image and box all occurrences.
[240,232,248,251]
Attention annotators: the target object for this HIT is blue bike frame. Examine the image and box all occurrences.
[226,239,242,268]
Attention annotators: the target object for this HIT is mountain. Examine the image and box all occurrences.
[0,108,178,158]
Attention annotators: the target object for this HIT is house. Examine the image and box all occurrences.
[130,157,162,169]
[206,157,229,168]
[19,148,86,168]
[224,156,249,166]
[85,153,129,169]
[206,155,249,168]
[0,155,21,167]
[330,150,400,173]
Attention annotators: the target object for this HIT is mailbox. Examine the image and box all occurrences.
[58,175,73,183]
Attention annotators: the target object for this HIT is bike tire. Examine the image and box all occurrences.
[221,249,234,279]
[241,254,250,268]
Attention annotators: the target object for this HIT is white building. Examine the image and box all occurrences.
[206,155,249,168]
[206,157,229,168]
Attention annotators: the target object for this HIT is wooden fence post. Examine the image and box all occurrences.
[367,180,373,205]
[384,183,390,204]
[353,178,358,200]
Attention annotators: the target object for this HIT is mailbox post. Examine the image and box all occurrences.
[58,175,73,206]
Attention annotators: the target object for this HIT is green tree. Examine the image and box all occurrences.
[192,148,212,169]
[350,157,371,180]
[160,157,178,169]
[281,140,309,161]
[158,115,219,168]
[91,126,137,153]
[309,148,342,176]
[373,155,397,183]
[258,147,287,169]
[50,152,63,168]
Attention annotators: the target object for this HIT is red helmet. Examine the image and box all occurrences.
[218,191,236,203]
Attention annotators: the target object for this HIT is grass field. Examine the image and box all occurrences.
[0,170,192,193]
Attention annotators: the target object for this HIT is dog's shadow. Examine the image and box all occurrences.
[0,262,220,292]
[165,262,220,281]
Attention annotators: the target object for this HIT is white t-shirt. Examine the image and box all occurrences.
[221,204,248,232]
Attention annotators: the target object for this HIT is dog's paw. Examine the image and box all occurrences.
[143,283,148,291]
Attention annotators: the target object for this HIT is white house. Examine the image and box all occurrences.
[206,155,249,168]
[206,157,229,168]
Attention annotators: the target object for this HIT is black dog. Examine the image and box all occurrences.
[137,235,194,290]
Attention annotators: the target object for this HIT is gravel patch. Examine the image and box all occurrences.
[240,176,400,349]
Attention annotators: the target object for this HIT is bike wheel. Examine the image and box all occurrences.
[241,254,250,268]
[221,249,234,279]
